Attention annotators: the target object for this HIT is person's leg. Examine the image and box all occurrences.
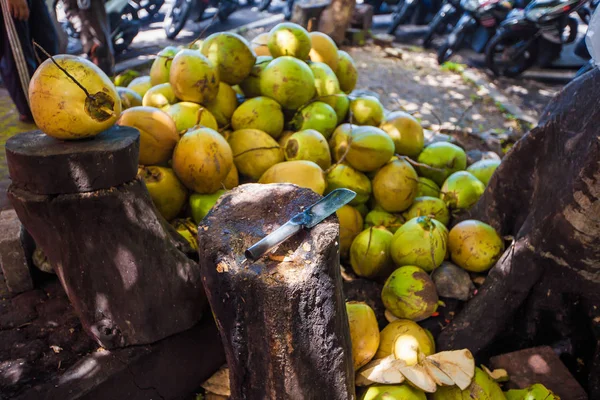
[28,0,59,57]
[0,4,34,119]
[77,0,114,75]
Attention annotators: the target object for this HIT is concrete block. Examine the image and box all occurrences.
[0,210,32,294]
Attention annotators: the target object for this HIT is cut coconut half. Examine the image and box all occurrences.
[422,358,454,386]
[398,363,437,393]
[356,355,407,386]
[427,349,475,390]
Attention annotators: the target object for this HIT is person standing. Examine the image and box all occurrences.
[61,0,115,76]
[0,0,58,122]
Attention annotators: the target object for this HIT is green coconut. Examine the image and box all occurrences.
[290,101,338,139]
[417,142,467,186]
[403,196,450,226]
[325,163,372,205]
[260,56,316,110]
[467,159,501,186]
[364,209,404,233]
[284,129,331,169]
[372,157,419,213]
[331,125,395,172]
[360,385,426,400]
[336,50,358,94]
[228,129,284,180]
[201,32,256,85]
[505,384,558,400]
[204,82,238,127]
[127,75,152,97]
[355,203,369,218]
[142,82,176,109]
[381,265,439,321]
[380,111,424,158]
[116,87,142,109]
[267,22,312,59]
[310,61,348,124]
[350,227,394,279]
[189,190,226,224]
[416,177,441,198]
[329,92,350,124]
[231,96,284,139]
[239,56,272,98]
[441,171,485,210]
[164,102,218,133]
[150,46,178,85]
[432,367,506,400]
[390,216,448,272]
[350,96,385,126]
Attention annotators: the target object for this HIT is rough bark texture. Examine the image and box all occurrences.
[198,183,355,400]
[7,128,205,349]
[5,128,139,195]
[318,0,356,44]
[437,69,600,397]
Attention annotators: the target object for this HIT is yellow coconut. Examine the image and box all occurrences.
[117,106,179,165]
[251,32,271,56]
[142,82,177,109]
[336,50,358,94]
[260,56,316,110]
[171,218,199,250]
[231,96,284,139]
[239,56,272,98]
[170,49,220,104]
[449,220,504,273]
[331,125,395,172]
[350,227,394,279]
[346,302,380,370]
[259,160,326,195]
[164,102,218,133]
[223,163,239,189]
[29,55,121,140]
[172,128,233,193]
[201,32,256,85]
[380,111,424,158]
[150,46,179,85]
[390,216,448,272]
[139,166,187,221]
[267,22,312,59]
[372,157,419,213]
[127,75,153,97]
[375,319,435,363]
[308,31,339,70]
[325,163,372,206]
[337,205,364,259]
[278,130,295,147]
[117,87,142,110]
[204,82,238,127]
[284,129,331,169]
[228,129,284,180]
[350,96,385,126]
[381,266,439,321]
[310,61,341,101]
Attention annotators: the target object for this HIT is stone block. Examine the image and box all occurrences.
[490,346,588,400]
[0,210,33,295]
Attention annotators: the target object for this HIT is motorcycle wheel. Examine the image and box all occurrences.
[485,32,537,78]
[218,1,237,22]
[387,0,408,35]
[258,0,272,11]
[164,0,193,40]
[437,28,464,65]
[422,12,445,48]
[131,0,165,20]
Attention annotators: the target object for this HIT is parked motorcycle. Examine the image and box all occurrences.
[257,0,294,20]
[388,0,443,34]
[164,0,238,39]
[53,0,141,55]
[485,0,587,77]
[130,0,165,21]
[436,0,515,64]
[422,0,462,47]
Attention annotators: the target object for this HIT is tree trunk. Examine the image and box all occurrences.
[437,69,600,397]
[318,0,356,44]
[197,183,355,400]
[6,128,206,349]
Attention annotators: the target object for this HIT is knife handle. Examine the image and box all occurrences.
[245,221,302,262]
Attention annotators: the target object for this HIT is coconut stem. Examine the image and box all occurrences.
[188,13,219,49]
[32,41,92,100]
[400,155,445,174]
